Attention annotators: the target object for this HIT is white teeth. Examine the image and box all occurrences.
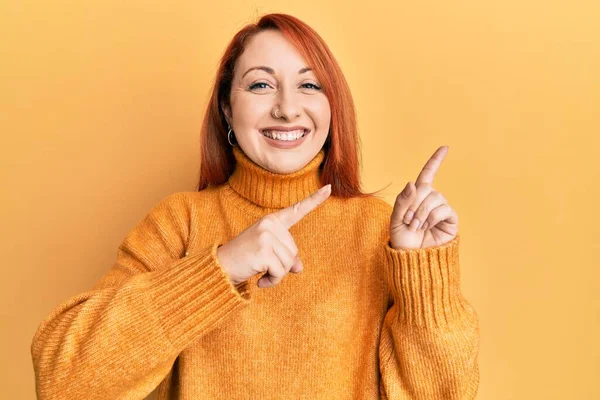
[262,129,306,141]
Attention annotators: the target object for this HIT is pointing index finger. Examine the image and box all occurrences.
[415,146,449,186]
[272,184,331,229]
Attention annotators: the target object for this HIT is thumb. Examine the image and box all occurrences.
[391,181,415,224]
[290,258,304,273]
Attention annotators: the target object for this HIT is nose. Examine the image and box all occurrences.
[274,86,300,120]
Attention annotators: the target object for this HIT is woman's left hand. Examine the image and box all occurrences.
[389,146,459,250]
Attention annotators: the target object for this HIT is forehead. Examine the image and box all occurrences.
[235,30,309,75]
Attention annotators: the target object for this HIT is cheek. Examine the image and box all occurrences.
[306,97,331,127]
[232,96,272,125]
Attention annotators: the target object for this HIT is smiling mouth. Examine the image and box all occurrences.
[260,129,310,141]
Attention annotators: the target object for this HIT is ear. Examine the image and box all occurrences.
[221,102,232,126]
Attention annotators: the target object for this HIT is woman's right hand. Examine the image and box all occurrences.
[216,184,332,289]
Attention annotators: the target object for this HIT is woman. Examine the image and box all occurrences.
[31,13,479,399]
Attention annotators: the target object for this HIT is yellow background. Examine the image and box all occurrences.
[2,1,598,399]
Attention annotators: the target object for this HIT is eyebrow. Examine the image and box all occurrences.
[241,66,312,78]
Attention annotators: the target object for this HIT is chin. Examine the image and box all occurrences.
[266,159,302,174]
[263,153,308,174]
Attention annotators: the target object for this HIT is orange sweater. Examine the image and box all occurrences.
[31,146,480,399]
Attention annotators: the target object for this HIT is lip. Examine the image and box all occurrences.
[258,128,310,149]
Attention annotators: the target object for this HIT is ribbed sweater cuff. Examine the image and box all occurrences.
[146,243,251,350]
[384,235,475,329]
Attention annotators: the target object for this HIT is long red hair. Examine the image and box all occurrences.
[196,13,386,199]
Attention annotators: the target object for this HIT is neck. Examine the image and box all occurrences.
[227,146,326,209]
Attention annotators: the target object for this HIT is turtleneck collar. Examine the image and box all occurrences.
[227,146,326,209]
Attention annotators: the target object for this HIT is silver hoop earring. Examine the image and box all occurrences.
[227,125,237,146]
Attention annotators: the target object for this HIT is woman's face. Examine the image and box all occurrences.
[222,29,331,174]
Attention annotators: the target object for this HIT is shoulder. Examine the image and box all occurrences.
[127,191,194,238]
[158,187,222,209]
[119,191,195,267]
[149,191,193,220]
[157,188,226,221]
[158,191,191,207]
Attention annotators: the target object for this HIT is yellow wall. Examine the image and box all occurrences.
[2,1,598,398]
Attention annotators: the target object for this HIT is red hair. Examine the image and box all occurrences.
[196,13,386,199]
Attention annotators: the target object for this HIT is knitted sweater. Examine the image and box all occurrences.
[31,146,480,399]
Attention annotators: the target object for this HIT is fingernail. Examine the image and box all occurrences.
[404,210,414,224]
[320,184,331,194]
[410,218,420,231]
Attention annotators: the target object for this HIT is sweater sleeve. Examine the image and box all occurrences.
[30,192,251,400]
[377,234,480,399]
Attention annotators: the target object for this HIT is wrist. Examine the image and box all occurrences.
[216,244,239,285]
